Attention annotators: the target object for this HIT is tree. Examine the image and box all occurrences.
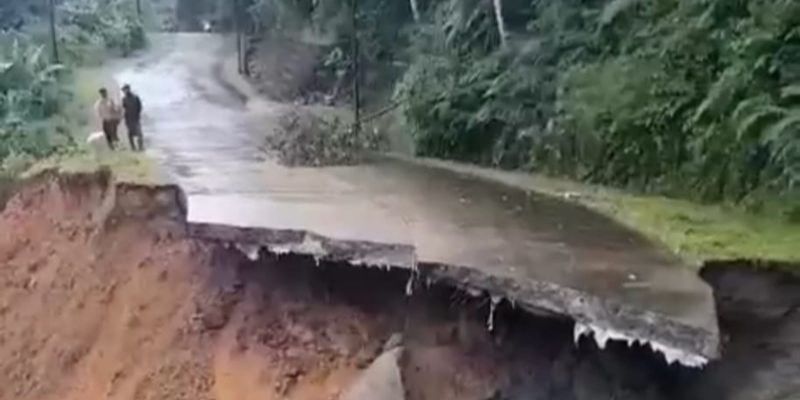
[351,0,361,134]
[234,0,243,73]
[409,0,420,22]
[492,0,507,48]
[48,0,59,63]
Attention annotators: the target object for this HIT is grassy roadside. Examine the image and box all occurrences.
[520,177,799,265]
[22,61,163,185]
[591,191,798,265]
[405,156,800,265]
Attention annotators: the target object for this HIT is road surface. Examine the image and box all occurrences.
[116,34,719,365]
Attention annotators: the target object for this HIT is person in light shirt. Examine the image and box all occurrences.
[94,88,121,150]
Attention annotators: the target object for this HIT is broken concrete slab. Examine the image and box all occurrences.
[117,34,720,367]
[341,347,405,400]
[186,157,719,366]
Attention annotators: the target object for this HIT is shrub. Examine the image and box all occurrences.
[269,109,381,166]
[0,37,68,164]
[395,0,800,207]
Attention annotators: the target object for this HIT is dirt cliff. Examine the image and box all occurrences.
[0,171,510,400]
[1,170,798,400]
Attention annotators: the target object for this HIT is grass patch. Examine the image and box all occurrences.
[406,156,800,265]
[25,150,163,185]
[27,64,164,185]
[530,178,800,264]
[22,62,163,186]
[592,193,800,265]
[516,174,800,264]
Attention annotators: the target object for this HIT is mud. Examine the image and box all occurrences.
[1,171,799,400]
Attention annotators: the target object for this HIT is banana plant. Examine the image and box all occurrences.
[1,38,65,122]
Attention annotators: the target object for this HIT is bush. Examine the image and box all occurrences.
[62,0,147,58]
[396,52,541,167]
[269,109,381,166]
[395,0,800,207]
[0,0,146,175]
[0,36,69,164]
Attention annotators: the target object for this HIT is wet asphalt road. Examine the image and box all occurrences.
[116,34,270,196]
[115,34,719,363]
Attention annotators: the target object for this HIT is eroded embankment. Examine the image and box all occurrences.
[189,220,716,368]
[0,171,798,400]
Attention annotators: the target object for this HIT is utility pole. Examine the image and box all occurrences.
[351,0,361,135]
[48,0,59,63]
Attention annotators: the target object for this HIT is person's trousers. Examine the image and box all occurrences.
[125,119,144,151]
[102,120,120,150]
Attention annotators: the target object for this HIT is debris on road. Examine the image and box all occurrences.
[269,109,380,167]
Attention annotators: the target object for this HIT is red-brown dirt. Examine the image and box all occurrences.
[0,171,508,400]
[9,170,793,400]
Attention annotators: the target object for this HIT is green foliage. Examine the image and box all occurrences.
[396,0,598,167]
[392,0,800,213]
[247,0,799,213]
[61,0,147,60]
[395,51,542,166]
[0,36,71,167]
[0,0,146,175]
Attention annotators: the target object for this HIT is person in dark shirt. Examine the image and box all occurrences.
[121,84,144,151]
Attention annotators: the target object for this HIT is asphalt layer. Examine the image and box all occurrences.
[116,34,720,364]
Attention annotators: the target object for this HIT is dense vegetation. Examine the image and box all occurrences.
[246,0,799,214]
[0,0,146,175]
[4,0,796,215]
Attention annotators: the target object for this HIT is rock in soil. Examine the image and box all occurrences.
[341,347,405,400]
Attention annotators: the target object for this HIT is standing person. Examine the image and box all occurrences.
[94,88,121,150]
[121,84,144,151]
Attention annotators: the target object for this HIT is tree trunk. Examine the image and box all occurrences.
[409,0,420,21]
[492,0,508,48]
[136,0,142,18]
[234,0,242,74]
[351,0,361,135]
[48,0,59,63]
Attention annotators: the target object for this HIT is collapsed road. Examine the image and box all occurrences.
[2,170,799,400]
[117,34,718,367]
[1,33,798,400]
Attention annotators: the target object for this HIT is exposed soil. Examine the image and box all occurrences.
[0,171,505,400]
[0,171,799,400]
